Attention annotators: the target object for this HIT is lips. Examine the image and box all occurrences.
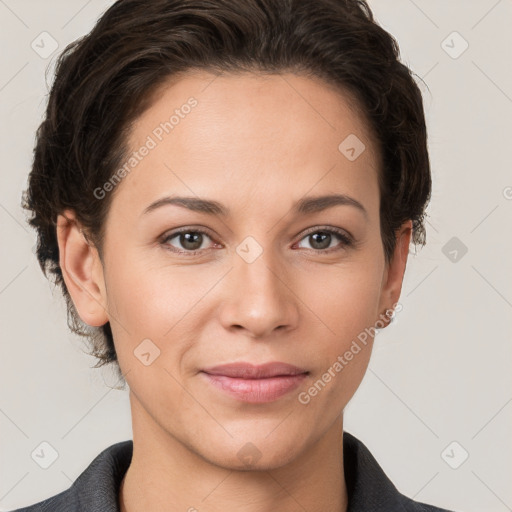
[200,362,309,403]
[201,362,309,379]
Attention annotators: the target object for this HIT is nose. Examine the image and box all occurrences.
[218,248,300,339]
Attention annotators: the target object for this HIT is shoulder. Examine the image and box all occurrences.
[7,440,133,512]
[343,431,459,512]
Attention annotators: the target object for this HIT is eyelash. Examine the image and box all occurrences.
[160,226,354,256]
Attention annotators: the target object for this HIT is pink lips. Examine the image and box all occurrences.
[201,362,309,403]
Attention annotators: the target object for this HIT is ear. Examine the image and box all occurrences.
[377,219,413,328]
[56,209,109,327]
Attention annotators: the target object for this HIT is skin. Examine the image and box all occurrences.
[56,71,412,512]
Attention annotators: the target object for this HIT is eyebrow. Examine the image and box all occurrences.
[141,193,368,220]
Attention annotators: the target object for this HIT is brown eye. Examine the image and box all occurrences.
[162,229,214,254]
[296,228,353,253]
[308,232,332,250]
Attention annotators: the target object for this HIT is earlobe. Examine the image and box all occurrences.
[56,209,109,327]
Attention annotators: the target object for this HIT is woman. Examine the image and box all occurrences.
[15,0,456,510]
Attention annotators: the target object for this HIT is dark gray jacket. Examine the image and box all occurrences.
[9,431,456,511]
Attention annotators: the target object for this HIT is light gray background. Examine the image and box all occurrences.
[1,1,511,511]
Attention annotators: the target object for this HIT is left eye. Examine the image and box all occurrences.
[296,229,352,252]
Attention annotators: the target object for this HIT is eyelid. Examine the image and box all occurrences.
[162,225,216,239]
[298,225,353,242]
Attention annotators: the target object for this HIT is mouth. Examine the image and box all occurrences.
[200,362,309,403]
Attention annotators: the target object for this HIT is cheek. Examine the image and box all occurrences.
[105,256,200,331]
[298,259,383,341]
[296,260,382,397]
[103,253,222,377]
[102,261,177,362]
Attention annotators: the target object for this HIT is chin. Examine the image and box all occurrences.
[192,430,308,472]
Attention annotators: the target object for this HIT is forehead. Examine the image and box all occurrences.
[129,69,376,153]
[115,70,380,219]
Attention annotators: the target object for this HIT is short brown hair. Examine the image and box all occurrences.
[22,0,431,380]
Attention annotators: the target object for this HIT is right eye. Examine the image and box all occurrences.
[161,228,219,255]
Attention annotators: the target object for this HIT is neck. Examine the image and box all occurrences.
[119,392,348,512]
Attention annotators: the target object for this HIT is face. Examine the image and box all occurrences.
[58,71,411,470]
